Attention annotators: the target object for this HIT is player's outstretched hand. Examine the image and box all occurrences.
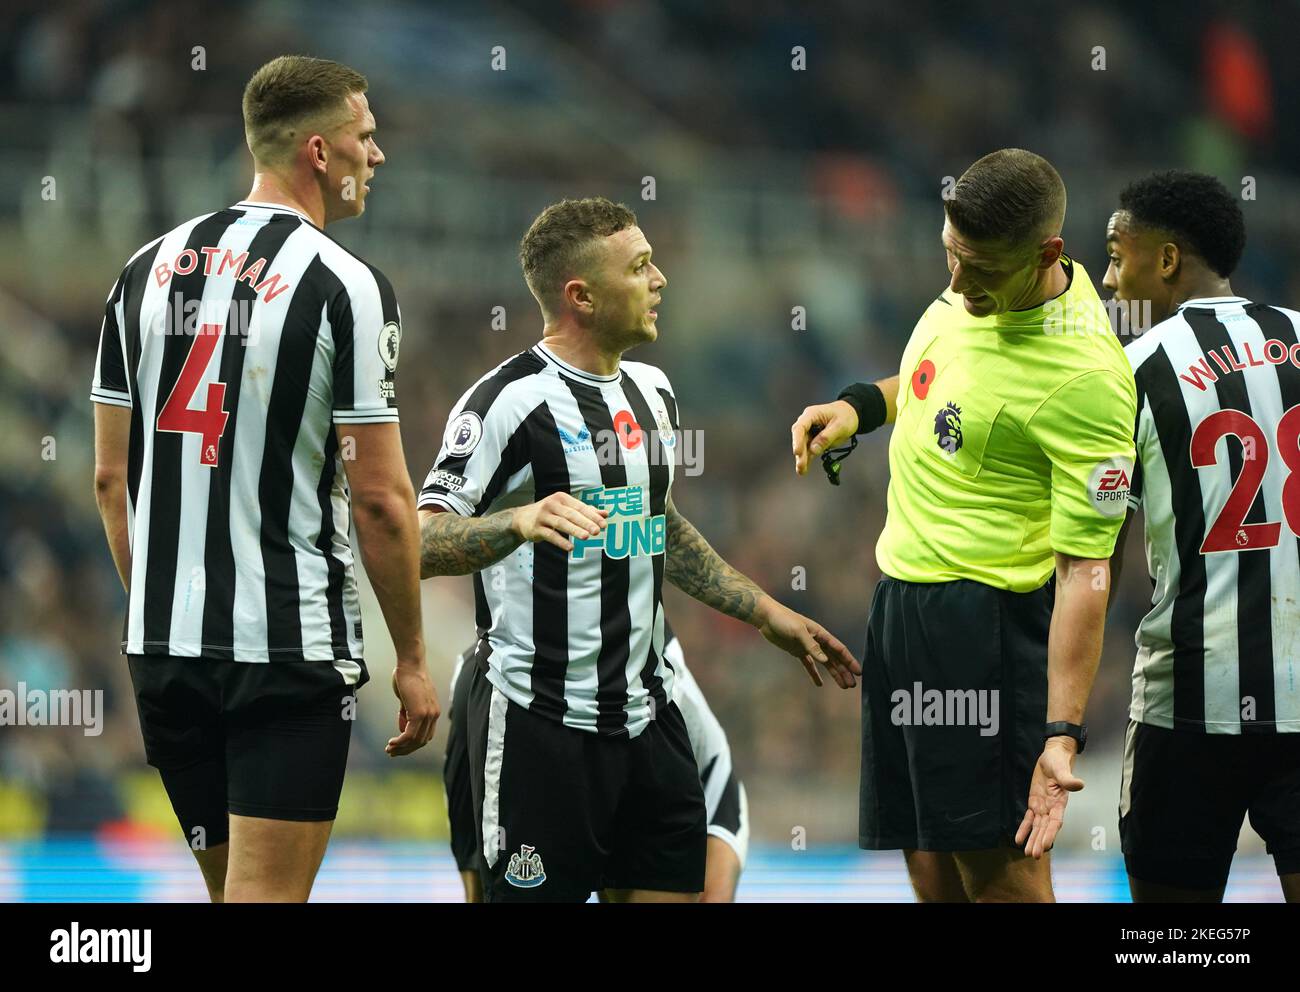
[386,665,440,757]
[791,400,859,476]
[513,492,609,552]
[1014,740,1085,858]
[755,597,861,688]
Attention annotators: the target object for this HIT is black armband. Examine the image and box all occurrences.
[836,382,887,435]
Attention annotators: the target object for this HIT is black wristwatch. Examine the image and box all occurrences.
[1044,721,1087,753]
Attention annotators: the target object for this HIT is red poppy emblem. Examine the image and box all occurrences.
[912,359,936,400]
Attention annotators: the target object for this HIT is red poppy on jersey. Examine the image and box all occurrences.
[912,359,935,400]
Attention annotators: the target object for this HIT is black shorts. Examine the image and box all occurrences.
[443,646,479,873]
[127,654,365,847]
[859,576,1051,851]
[1119,720,1300,889]
[465,660,707,902]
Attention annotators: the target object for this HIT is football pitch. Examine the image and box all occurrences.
[0,841,1285,902]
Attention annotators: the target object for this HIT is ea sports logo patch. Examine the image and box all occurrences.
[933,402,963,456]
[1088,456,1134,517]
[446,411,483,457]
[378,321,401,372]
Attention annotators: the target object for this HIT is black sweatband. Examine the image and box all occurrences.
[836,382,887,435]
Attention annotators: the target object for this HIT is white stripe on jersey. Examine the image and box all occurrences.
[1125,296,1300,732]
[481,683,510,869]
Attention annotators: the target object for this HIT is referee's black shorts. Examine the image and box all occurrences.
[1119,720,1300,890]
[465,657,706,902]
[859,576,1051,852]
[127,654,366,847]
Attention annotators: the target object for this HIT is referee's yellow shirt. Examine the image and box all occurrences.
[876,257,1137,592]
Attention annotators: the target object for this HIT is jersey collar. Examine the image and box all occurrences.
[994,256,1076,330]
[532,342,622,383]
[1176,296,1251,311]
[233,200,316,225]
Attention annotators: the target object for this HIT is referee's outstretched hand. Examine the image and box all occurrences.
[755,597,862,688]
[386,666,440,757]
[1014,740,1085,858]
[791,400,858,476]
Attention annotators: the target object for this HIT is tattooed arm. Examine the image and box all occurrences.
[664,497,765,623]
[418,492,609,578]
[664,496,861,688]
[418,507,522,578]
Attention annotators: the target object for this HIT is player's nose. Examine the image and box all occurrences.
[651,264,666,290]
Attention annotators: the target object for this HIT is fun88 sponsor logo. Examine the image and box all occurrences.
[570,485,666,560]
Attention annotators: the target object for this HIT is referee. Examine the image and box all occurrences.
[91,55,438,902]
[792,149,1137,902]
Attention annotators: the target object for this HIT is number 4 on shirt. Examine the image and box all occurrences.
[156,322,229,467]
[1191,405,1300,553]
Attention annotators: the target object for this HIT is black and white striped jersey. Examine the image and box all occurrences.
[419,342,680,737]
[1125,296,1300,733]
[90,201,402,674]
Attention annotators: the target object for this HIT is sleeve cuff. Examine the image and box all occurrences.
[333,409,400,425]
[416,493,473,517]
[90,390,133,409]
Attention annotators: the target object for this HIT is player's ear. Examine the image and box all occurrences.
[1038,235,1065,269]
[306,134,328,174]
[1159,241,1180,282]
[563,278,594,315]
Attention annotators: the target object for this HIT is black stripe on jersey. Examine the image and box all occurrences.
[121,238,161,512]
[200,215,301,658]
[330,286,356,412]
[261,254,340,657]
[96,277,128,395]
[1137,343,1207,728]
[314,426,350,653]
[473,572,492,638]
[1185,309,1275,730]
[524,401,571,723]
[474,408,538,515]
[1130,376,1147,505]
[364,262,400,412]
[565,377,633,734]
[437,352,546,483]
[656,387,680,432]
[624,375,671,716]
[142,212,245,647]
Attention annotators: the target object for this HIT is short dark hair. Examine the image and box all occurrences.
[1118,171,1245,278]
[944,148,1067,246]
[243,56,367,165]
[520,197,638,313]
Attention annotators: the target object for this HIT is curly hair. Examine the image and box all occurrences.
[1118,171,1245,278]
[520,197,638,314]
